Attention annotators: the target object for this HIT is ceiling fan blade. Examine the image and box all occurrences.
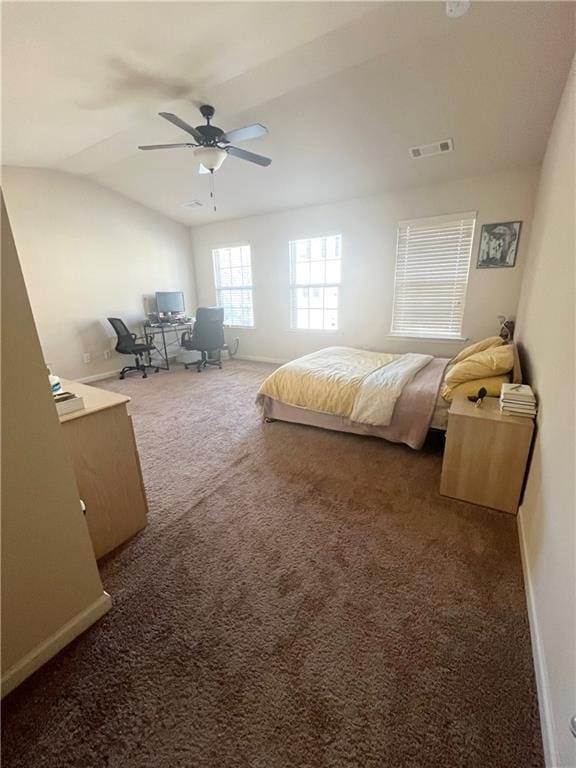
[139,142,195,151]
[198,164,210,175]
[221,123,268,144]
[226,146,272,167]
[159,112,204,142]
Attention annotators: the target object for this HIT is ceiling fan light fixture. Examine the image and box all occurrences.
[194,147,227,172]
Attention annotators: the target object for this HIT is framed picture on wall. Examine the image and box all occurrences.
[476,221,522,269]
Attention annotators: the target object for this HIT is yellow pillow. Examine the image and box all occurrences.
[441,374,511,403]
[451,336,504,365]
[444,345,514,389]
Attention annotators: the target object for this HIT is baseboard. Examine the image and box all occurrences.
[76,369,122,383]
[77,355,179,383]
[235,354,287,365]
[518,509,557,766]
[77,356,282,379]
[1,592,112,698]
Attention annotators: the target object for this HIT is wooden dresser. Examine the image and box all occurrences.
[440,395,534,514]
[59,380,149,558]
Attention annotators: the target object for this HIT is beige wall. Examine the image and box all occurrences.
[1,193,110,695]
[515,59,575,768]
[2,167,197,380]
[191,166,538,361]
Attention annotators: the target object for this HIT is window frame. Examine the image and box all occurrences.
[389,212,477,341]
[288,234,342,332]
[212,243,255,329]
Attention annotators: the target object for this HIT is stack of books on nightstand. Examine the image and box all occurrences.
[500,383,537,418]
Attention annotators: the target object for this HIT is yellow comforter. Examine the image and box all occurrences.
[257,346,399,417]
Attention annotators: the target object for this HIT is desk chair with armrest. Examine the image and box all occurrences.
[108,317,159,379]
[180,307,225,373]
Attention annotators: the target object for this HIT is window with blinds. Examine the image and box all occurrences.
[390,212,476,339]
[212,245,254,327]
[289,235,341,331]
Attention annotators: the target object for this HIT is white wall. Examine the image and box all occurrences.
[2,167,197,380]
[515,59,575,768]
[191,167,538,362]
[2,193,110,696]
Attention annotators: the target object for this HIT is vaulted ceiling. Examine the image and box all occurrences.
[3,1,575,225]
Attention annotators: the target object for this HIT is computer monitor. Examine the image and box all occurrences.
[156,291,185,315]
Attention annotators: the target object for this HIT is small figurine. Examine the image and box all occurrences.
[498,315,515,342]
[474,387,488,408]
[468,386,488,406]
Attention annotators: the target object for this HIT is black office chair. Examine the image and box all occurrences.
[180,307,225,373]
[107,318,159,379]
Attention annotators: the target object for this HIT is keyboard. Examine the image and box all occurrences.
[150,320,192,327]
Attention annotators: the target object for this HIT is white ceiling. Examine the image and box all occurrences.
[3,1,575,225]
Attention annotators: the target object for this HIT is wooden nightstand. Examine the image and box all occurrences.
[440,395,534,514]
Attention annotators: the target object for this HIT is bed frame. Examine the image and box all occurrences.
[512,343,523,384]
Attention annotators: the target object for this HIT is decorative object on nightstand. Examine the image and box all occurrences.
[467,386,487,406]
[440,394,535,514]
[497,314,515,342]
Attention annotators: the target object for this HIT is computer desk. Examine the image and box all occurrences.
[144,321,194,370]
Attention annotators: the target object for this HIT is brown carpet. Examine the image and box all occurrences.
[2,361,543,767]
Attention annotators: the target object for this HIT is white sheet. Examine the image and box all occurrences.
[350,353,434,427]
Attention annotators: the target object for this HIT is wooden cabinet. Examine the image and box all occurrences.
[440,395,534,514]
[59,380,149,558]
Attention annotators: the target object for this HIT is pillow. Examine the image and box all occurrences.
[444,345,514,389]
[451,335,504,365]
[441,374,511,403]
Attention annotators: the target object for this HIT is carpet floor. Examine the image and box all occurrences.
[2,361,543,767]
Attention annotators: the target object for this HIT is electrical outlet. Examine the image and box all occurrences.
[83,352,91,364]
[103,350,112,360]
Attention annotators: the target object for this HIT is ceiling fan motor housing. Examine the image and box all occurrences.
[195,123,227,145]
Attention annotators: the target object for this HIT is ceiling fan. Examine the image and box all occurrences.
[138,104,272,174]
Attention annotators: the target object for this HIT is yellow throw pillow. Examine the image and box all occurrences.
[451,336,504,365]
[441,374,511,403]
[444,345,514,389]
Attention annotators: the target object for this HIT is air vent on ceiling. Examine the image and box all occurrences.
[409,138,454,159]
[181,200,203,209]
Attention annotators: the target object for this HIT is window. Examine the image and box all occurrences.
[289,234,341,330]
[212,245,254,327]
[390,212,476,339]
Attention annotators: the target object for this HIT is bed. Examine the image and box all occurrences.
[256,343,522,450]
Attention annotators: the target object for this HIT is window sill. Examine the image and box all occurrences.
[224,325,256,331]
[386,334,468,343]
[287,328,341,334]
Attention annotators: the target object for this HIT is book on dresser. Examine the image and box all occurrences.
[53,390,85,416]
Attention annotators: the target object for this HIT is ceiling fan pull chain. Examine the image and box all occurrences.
[209,170,217,212]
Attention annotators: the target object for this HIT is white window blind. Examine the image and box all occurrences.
[390,212,476,339]
[289,235,341,330]
[212,245,254,327]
